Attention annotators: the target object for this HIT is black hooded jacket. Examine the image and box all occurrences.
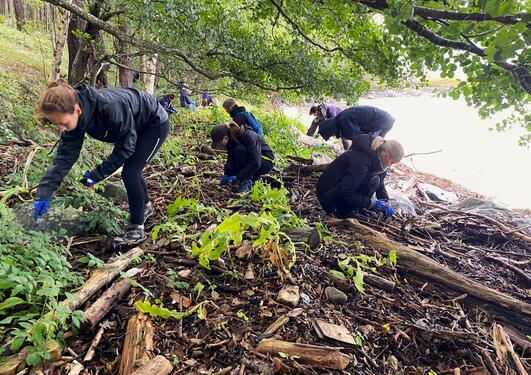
[316,135,388,214]
[318,105,395,141]
[225,128,274,180]
[229,105,249,127]
[36,85,168,201]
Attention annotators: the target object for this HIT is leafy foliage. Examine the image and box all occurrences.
[334,250,397,293]
[0,204,84,363]
[134,300,205,320]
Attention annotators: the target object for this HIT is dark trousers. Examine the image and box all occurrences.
[225,144,273,181]
[122,121,169,225]
[335,175,381,218]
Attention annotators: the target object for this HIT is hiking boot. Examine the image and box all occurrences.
[144,202,154,224]
[111,224,146,246]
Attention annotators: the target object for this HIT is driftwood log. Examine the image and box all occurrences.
[118,313,154,375]
[282,227,321,250]
[256,339,351,370]
[63,247,144,311]
[327,218,531,333]
[131,355,172,375]
[492,324,528,375]
[83,268,142,329]
[287,163,328,174]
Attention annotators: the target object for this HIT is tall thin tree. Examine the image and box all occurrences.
[13,0,25,31]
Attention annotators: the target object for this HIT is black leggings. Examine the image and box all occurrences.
[122,122,169,225]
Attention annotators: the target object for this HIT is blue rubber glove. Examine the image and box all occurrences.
[235,179,253,193]
[220,175,237,185]
[370,199,395,219]
[80,171,97,188]
[34,200,50,221]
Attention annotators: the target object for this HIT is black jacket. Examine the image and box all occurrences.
[229,105,249,127]
[318,105,395,141]
[36,85,168,201]
[316,135,388,213]
[225,128,274,180]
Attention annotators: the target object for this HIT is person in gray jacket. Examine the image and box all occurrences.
[318,105,395,150]
[34,79,169,244]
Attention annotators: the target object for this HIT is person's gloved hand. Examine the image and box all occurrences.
[34,200,50,221]
[220,175,237,185]
[80,171,97,188]
[370,199,395,219]
[235,179,253,193]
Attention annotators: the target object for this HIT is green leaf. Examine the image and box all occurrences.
[388,250,397,267]
[0,296,24,311]
[353,269,365,293]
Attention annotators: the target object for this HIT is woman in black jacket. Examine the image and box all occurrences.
[34,79,169,244]
[318,105,395,150]
[210,122,274,193]
[316,135,404,219]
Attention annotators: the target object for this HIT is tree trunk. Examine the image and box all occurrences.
[114,18,133,87]
[49,5,71,81]
[141,54,157,94]
[0,0,6,16]
[66,0,85,81]
[13,0,24,30]
[327,218,531,334]
[68,0,103,85]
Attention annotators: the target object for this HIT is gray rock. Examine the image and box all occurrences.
[324,286,348,304]
[418,183,458,203]
[450,198,531,235]
[277,285,300,307]
[388,189,417,216]
[13,202,91,237]
[99,180,128,205]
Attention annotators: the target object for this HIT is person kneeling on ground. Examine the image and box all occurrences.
[34,79,169,244]
[159,93,177,114]
[316,135,404,219]
[318,105,395,150]
[307,103,342,137]
[210,122,274,193]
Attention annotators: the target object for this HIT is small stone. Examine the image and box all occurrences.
[178,269,192,278]
[300,292,311,305]
[324,286,348,304]
[277,285,300,307]
[244,264,255,280]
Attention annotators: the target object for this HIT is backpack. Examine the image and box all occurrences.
[242,111,264,135]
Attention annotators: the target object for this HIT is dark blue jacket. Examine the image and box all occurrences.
[36,85,168,200]
[159,96,177,114]
[318,105,395,141]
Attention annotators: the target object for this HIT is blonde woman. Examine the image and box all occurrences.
[316,135,404,219]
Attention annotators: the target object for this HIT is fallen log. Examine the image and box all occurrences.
[131,355,172,375]
[83,268,142,329]
[118,313,154,375]
[286,163,328,174]
[256,339,351,370]
[282,227,321,250]
[63,247,144,311]
[327,218,531,333]
[492,324,528,375]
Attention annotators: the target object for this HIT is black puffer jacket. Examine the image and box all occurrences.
[36,85,168,200]
[318,105,395,141]
[316,135,388,213]
[225,128,274,180]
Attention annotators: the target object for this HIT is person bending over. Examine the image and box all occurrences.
[210,122,274,193]
[318,105,395,150]
[159,93,177,114]
[307,103,342,137]
[316,135,404,219]
[34,79,169,244]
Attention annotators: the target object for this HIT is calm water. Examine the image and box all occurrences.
[283,95,531,209]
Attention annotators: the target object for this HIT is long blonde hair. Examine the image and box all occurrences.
[371,136,404,161]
